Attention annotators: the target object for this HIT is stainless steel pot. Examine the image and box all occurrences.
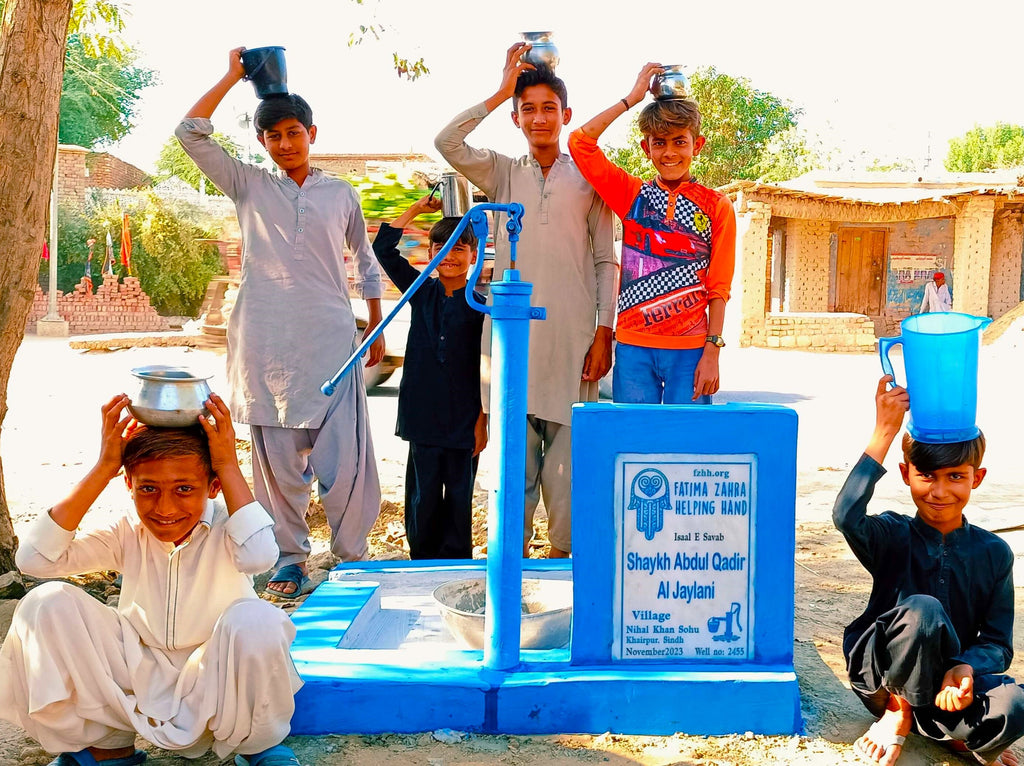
[652,65,690,100]
[129,366,212,427]
[438,172,471,218]
[519,31,560,70]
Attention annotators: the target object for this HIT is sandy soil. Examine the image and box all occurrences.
[1,318,1023,765]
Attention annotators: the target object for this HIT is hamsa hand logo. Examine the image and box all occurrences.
[628,468,671,541]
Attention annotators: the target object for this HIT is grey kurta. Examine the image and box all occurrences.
[175,118,383,428]
[435,103,617,426]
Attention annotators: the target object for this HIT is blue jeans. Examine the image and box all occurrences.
[612,342,712,405]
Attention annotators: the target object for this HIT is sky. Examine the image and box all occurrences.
[109,0,1024,176]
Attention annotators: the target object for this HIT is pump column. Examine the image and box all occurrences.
[484,270,544,670]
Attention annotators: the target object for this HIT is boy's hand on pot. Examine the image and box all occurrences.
[628,63,663,106]
[227,47,247,82]
[199,393,239,476]
[874,375,909,432]
[418,194,443,215]
[497,43,534,101]
[97,393,134,478]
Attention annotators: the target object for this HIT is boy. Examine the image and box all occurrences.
[372,195,487,559]
[435,44,617,558]
[832,375,1024,766]
[568,63,736,405]
[175,48,385,596]
[0,393,303,766]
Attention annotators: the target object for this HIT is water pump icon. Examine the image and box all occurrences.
[707,602,742,643]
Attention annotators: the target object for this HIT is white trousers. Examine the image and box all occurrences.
[525,416,573,552]
[0,583,302,759]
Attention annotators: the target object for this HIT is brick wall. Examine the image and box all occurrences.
[57,145,89,206]
[737,203,771,347]
[26,274,169,335]
[87,153,149,189]
[989,208,1024,317]
[784,219,831,311]
[764,313,877,352]
[952,197,995,316]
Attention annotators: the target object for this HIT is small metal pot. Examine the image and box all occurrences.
[438,172,471,218]
[519,31,560,70]
[652,65,690,100]
[129,366,212,427]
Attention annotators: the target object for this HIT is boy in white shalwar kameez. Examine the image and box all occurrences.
[0,392,303,766]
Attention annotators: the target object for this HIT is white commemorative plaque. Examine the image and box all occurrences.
[612,453,757,661]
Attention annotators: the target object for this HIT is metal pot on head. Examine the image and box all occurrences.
[652,65,690,100]
[129,366,212,427]
[519,31,559,70]
[438,172,471,218]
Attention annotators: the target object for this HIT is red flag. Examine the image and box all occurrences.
[41,242,49,261]
[120,213,132,276]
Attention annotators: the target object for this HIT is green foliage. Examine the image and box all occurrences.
[609,67,798,188]
[348,0,429,80]
[350,175,439,224]
[689,67,798,188]
[59,35,155,148]
[44,196,224,317]
[67,0,128,61]
[945,123,1024,172]
[154,133,244,196]
[129,197,224,316]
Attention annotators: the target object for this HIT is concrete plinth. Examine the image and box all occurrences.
[289,559,801,736]
[35,317,69,337]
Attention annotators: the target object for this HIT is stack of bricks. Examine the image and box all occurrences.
[763,313,877,352]
[26,274,169,335]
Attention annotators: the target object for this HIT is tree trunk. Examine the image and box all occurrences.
[0,0,73,572]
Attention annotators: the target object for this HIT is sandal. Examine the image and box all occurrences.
[264,564,311,597]
[235,744,301,766]
[49,749,146,766]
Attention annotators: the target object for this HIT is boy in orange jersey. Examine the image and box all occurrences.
[569,63,736,404]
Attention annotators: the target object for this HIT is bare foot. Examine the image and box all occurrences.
[989,749,1020,766]
[854,693,913,765]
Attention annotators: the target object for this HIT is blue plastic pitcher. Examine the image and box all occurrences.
[879,312,992,444]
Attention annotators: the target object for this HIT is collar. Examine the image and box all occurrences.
[912,512,969,544]
[654,176,695,193]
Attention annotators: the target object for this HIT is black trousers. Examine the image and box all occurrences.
[404,442,477,560]
[847,594,1024,762]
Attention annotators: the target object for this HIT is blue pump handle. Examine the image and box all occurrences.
[878,335,903,388]
[321,202,527,396]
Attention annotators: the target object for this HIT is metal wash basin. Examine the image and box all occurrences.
[431,577,572,650]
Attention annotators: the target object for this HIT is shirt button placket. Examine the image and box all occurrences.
[295,191,307,260]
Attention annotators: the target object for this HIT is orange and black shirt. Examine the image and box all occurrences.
[569,130,736,350]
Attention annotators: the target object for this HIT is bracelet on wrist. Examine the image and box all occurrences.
[620,98,631,111]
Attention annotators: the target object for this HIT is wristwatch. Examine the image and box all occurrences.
[705,335,726,348]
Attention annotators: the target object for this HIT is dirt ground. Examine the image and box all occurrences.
[1,318,1023,765]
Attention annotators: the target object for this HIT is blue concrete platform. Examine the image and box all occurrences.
[289,559,801,736]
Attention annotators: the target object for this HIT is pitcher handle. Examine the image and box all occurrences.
[878,336,903,388]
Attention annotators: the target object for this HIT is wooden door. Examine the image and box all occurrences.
[835,228,887,315]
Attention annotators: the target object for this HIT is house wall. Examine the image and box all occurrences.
[784,219,830,311]
[58,146,89,206]
[87,152,149,189]
[989,207,1024,317]
[952,197,995,316]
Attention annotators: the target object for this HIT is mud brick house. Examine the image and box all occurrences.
[726,171,1024,351]
[57,144,149,205]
